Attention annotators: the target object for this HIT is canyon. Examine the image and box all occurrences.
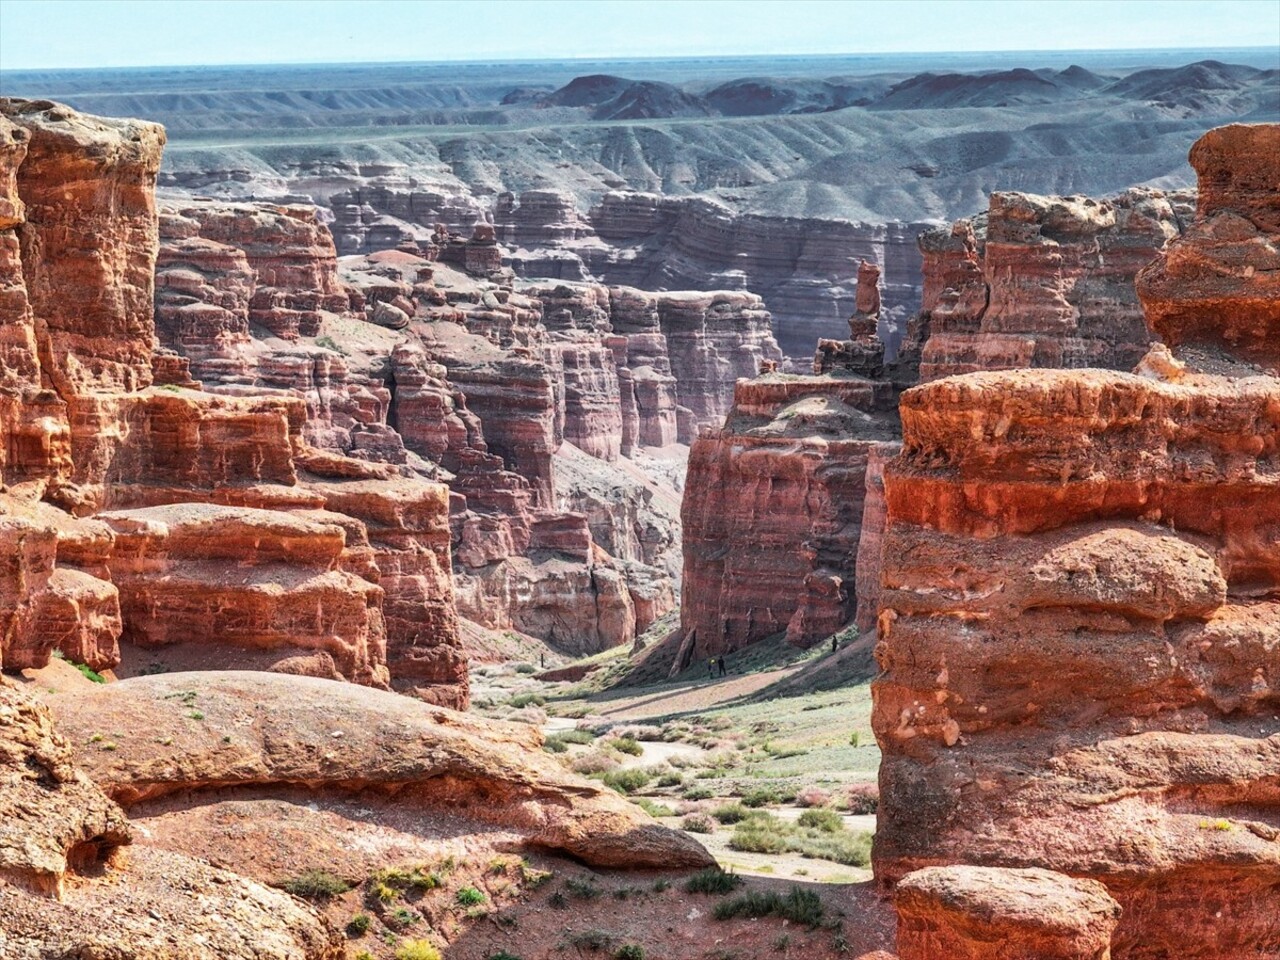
[0,47,1278,956]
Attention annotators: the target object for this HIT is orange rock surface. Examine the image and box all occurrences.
[873,123,1280,958]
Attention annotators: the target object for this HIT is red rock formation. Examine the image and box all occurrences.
[1137,123,1280,371]
[0,677,343,957]
[873,123,1280,958]
[682,373,898,654]
[896,867,1121,960]
[853,441,898,633]
[915,188,1184,381]
[0,99,466,707]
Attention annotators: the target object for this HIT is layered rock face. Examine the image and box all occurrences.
[0,99,465,707]
[315,186,927,358]
[911,188,1187,381]
[873,123,1280,958]
[1137,123,1280,372]
[681,369,899,656]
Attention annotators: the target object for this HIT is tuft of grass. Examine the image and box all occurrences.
[740,786,781,808]
[684,868,743,895]
[681,812,716,834]
[608,736,644,757]
[487,953,524,960]
[456,886,486,906]
[315,335,348,356]
[278,869,351,900]
[635,797,674,818]
[712,803,749,825]
[713,886,824,928]
[565,876,602,900]
[509,693,545,709]
[682,785,713,801]
[657,772,684,788]
[797,808,843,833]
[615,946,645,960]
[514,662,537,674]
[568,930,612,950]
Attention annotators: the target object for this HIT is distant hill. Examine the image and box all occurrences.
[537,74,711,120]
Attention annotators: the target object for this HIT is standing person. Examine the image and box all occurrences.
[707,657,715,679]
[832,634,838,654]
[718,655,727,677]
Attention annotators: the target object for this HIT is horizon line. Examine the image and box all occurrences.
[1,44,1274,75]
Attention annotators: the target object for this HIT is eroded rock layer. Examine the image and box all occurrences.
[872,123,1280,959]
[681,368,899,656]
[0,98,465,706]
[911,187,1189,382]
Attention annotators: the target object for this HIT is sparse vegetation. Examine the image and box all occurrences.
[713,886,825,927]
[315,335,347,355]
[635,797,674,817]
[602,768,651,794]
[565,876,602,900]
[712,802,749,824]
[394,941,442,960]
[615,946,645,960]
[346,913,371,936]
[681,812,716,833]
[568,929,612,951]
[729,811,872,866]
[607,736,644,756]
[797,808,843,832]
[455,885,486,906]
[278,869,350,900]
[684,868,743,895]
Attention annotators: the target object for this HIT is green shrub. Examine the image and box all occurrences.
[657,772,683,788]
[395,941,442,960]
[456,886,486,906]
[509,693,545,708]
[849,731,861,748]
[684,868,743,895]
[543,737,569,754]
[602,768,651,795]
[514,662,537,674]
[569,929,612,950]
[682,785,713,800]
[740,787,779,808]
[558,728,596,745]
[797,808,843,833]
[615,946,645,960]
[712,803,749,825]
[608,736,644,757]
[487,952,524,960]
[713,886,824,928]
[729,817,789,855]
[278,869,350,900]
[346,913,371,936]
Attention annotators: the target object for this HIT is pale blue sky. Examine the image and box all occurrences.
[2,0,1277,70]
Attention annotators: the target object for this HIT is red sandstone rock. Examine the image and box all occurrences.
[873,123,1280,958]
[0,678,342,958]
[682,373,898,654]
[1137,124,1280,371]
[896,866,1121,960]
[915,188,1184,381]
[49,671,715,870]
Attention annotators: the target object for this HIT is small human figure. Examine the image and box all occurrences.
[718,656,727,677]
[707,658,716,679]
[540,653,546,669]
[832,634,839,654]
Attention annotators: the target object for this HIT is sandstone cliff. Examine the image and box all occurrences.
[0,98,467,708]
[873,122,1280,958]
[908,187,1191,382]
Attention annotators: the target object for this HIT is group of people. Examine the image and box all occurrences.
[706,656,727,679]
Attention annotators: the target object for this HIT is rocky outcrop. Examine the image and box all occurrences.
[681,372,899,655]
[1137,123,1280,372]
[0,677,342,959]
[0,99,465,708]
[872,123,1280,958]
[896,867,1122,960]
[853,441,898,632]
[48,671,715,870]
[914,188,1186,381]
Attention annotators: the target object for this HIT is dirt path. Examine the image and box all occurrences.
[590,667,799,721]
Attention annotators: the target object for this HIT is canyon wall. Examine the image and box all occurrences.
[0,98,468,708]
[873,123,1280,958]
[908,187,1193,381]
[279,182,928,359]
